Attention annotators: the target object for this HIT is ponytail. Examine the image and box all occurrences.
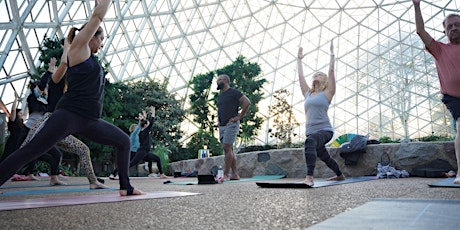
[66,22,102,43]
[67,27,80,44]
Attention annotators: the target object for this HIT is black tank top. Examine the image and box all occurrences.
[56,55,104,120]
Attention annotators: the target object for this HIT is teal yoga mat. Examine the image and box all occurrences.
[164,175,286,185]
[428,177,460,188]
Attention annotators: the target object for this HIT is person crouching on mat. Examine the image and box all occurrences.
[296,39,345,186]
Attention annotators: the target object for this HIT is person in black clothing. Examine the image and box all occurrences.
[0,93,23,163]
[110,106,167,179]
[18,78,65,185]
[21,40,108,189]
[0,0,142,196]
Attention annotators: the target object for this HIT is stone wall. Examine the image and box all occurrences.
[168,141,457,178]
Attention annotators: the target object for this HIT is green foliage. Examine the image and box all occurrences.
[90,80,186,164]
[188,72,216,131]
[269,89,300,148]
[169,147,195,162]
[415,135,454,142]
[378,136,400,143]
[35,36,64,79]
[154,145,171,174]
[33,161,50,175]
[186,129,223,159]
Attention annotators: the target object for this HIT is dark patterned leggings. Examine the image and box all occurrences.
[0,109,133,191]
[304,130,342,177]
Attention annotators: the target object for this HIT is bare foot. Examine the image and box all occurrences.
[50,179,68,186]
[89,182,110,189]
[327,174,346,181]
[50,175,67,186]
[119,188,146,196]
[304,175,314,186]
[454,176,460,184]
[230,174,240,180]
[159,174,168,179]
[28,174,40,181]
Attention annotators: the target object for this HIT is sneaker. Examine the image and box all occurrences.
[148,173,159,178]
[109,174,118,180]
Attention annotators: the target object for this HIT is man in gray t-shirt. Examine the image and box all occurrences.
[216,74,250,181]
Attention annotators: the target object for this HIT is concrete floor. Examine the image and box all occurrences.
[0,176,459,229]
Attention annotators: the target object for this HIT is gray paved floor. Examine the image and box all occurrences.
[0,176,459,229]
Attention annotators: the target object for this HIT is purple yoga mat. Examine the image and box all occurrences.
[0,191,201,211]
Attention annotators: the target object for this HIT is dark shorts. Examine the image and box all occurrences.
[442,94,460,120]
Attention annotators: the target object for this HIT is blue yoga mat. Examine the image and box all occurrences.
[164,175,286,185]
[428,177,460,188]
[1,187,117,196]
[0,183,89,189]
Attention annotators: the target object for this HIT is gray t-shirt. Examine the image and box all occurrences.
[217,88,243,126]
[304,91,333,135]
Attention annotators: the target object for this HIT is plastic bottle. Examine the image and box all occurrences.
[217,165,224,183]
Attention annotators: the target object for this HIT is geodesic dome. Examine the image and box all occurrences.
[0,0,458,145]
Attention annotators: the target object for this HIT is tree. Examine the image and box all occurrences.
[269,89,299,148]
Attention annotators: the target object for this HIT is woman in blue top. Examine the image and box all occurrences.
[0,0,143,196]
[297,39,345,186]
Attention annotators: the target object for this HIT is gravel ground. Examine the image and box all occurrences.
[0,176,459,230]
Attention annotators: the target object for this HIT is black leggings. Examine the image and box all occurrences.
[0,109,133,191]
[304,130,342,176]
[17,125,63,176]
[22,147,62,176]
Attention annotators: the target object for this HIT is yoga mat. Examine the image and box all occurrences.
[0,187,117,196]
[257,176,378,189]
[428,177,460,188]
[104,176,163,180]
[307,199,460,229]
[164,175,286,185]
[1,183,90,189]
[0,191,201,211]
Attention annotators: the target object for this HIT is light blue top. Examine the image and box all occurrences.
[304,91,333,136]
[130,121,141,152]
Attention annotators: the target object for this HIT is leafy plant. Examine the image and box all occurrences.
[154,145,171,174]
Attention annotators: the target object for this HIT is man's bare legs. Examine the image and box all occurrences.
[223,143,240,180]
[454,118,460,184]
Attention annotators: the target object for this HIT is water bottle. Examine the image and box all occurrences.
[217,165,224,183]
